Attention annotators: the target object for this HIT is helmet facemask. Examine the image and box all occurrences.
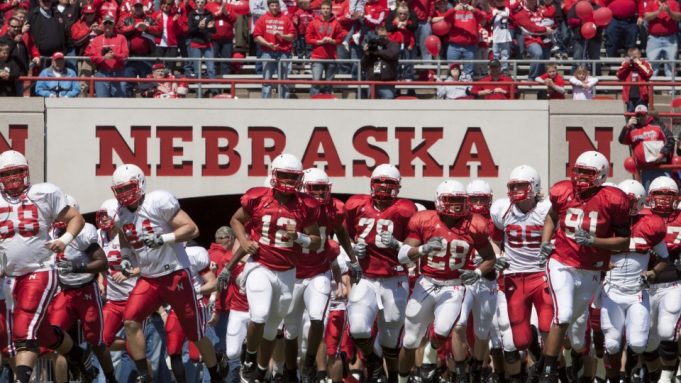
[436,194,468,217]
[304,182,331,204]
[625,193,641,216]
[370,178,400,201]
[0,166,30,197]
[571,165,602,192]
[96,209,116,231]
[111,179,144,207]
[507,181,533,203]
[271,169,304,194]
[649,190,679,214]
[468,194,491,215]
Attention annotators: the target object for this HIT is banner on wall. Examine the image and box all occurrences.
[0,98,45,183]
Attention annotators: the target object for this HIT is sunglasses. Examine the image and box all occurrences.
[398,12,407,14]
[216,236,229,240]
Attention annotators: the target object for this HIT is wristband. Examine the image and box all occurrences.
[195,285,202,294]
[57,232,74,247]
[294,233,312,248]
[474,269,482,277]
[73,262,88,273]
[209,294,216,304]
[161,233,176,244]
[418,245,429,255]
[398,244,412,265]
[649,270,657,280]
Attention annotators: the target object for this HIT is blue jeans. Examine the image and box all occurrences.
[606,17,638,57]
[123,58,152,97]
[572,38,602,75]
[446,43,477,76]
[189,45,218,95]
[554,20,572,55]
[526,43,550,80]
[647,34,677,77]
[398,47,414,80]
[349,42,364,81]
[295,34,311,59]
[255,44,263,75]
[94,70,126,98]
[492,41,511,72]
[370,84,395,99]
[262,50,291,98]
[183,326,219,383]
[65,47,78,72]
[626,98,648,113]
[510,28,524,58]
[641,168,672,192]
[416,20,433,60]
[227,358,241,383]
[178,36,193,76]
[337,44,352,75]
[311,61,338,96]
[112,316,172,383]
[214,310,229,353]
[214,39,234,76]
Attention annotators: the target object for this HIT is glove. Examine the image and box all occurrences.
[349,261,363,284]
[460,269,481,285]
[419,237,444,255]
[207,296,216,317]
[639,274,651,290]
[217,267,231,293]
[140,233,165,248]
[473,256,483,266]
[539,242,554,268]
[120,258,134,278]
[574,229,595,247]
[56,261,87,275]
[354,242,367,259]
[495,257,510,272]
[380,231,401,250]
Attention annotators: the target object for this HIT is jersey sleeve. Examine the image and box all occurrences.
[471,214,491,249]
[74,224,98,252]
[39,183,69,220]
[240,187,266,217]
[646,215,667,249]
[406,212,425,242]
[608,189,633,227]
[343,196,360,239]
[190,246,211,274]
[330,199,346,231]
[153,190,181,222]
[303,196,322,228]
[327,238,342,264]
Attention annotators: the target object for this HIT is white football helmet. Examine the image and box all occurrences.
[96,198,119,232]
[602,182,618,187]
[111,164,147,207]
[466,180,493,215]
[507,165,541,204]
[303,167,332,204]
[370,164,401,201]
[648,176,679,214]
[270,154,304,194]
[571,151,609,192]
[54,194,80,230]
[435,180,467,217]
[617,180,646,215]
[0,150,30,196]
[415,203,427,212]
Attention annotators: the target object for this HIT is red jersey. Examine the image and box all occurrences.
[407,210,490,280]
[444,7,487,45]
[223,254,248,312]
[345,195,417,279]
[549,180,630,271]
[332,0,353,30]
[645,0,679,36]
[540,72,565,100]
[296,198,346,279]
[253,11,297,52]
[465,215,495,270]
[621,124,669,166]
[654,209,681,283]
[515,5,552,48]
[242,187,321,271]
[625,213,666,253]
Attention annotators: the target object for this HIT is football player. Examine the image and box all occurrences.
[0,150,94,383]
[391,180,496,383]
[599,180,667,382]
[490,166,552,383]
[223,153,322,383]
[222,236,250,382]
[110,164,227,383]
[344,164,417,383]
[537,151,631,383]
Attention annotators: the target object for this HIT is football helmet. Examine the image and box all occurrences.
[269,154,304,194]
[415,203,427,212]
[111,164,147,207]
[303,167,332,204]
[435,180,467,217]
[466,180,493,215]
[602,182,618,187]
[507,165,541,203]
[571,151,609,192]
[96,198,119,232]
[370,164,401,201]
[54,195,80,230]
[648,176,679,214]
[617,180,646,216]
[0,150,30,196]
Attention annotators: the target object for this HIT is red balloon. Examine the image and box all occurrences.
[581,22,597,39]
[234,0,249,15]
[624,157,638,174]
[576,1,594,21]
[673,156,681,165]
[593,7,612,26]
[431,21,450,36]
[425,35,441,57]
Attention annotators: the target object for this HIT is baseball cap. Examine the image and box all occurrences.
[449,62,460,70]
[82,5,96,13]
[102,14,115,23]
[152,62,165,70]
[634,105,648,114]
[488,59,501,67]
[52,52,64,60]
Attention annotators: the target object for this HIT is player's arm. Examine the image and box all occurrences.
[166,209,200,242]
[490,239,502,255]
[398,237,445,264]
[331,261,344,298]
[590,223,630,251]
[335,225,358,263]
[82,244,109,273]
[287,222,322,251]
[342,273,352,296]
[199,268,217,295]
[116,229,141,278]
[474,242,497,276]
[541,207,559,243]
[49,206,86,253]
[230,207,259,256]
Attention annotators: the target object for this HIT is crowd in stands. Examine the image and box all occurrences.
[0,0,676,100]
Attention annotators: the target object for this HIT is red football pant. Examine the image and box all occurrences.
[123,269,204,342]
[48,282,104,346]
[325,310,353,359]
[503,272,554,351]
[103,300,127,348]
[166,306,207,363]
[8,270,58,348]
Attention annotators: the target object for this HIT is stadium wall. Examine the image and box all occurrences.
[0,99,628,213]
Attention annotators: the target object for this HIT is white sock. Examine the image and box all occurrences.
[595,357,606,380]
[677,360,681,376]
[423,342,438,365]
[398,376,409,383]
[273,360,285,375]
[562,348,572,367]
[661,369,675,383]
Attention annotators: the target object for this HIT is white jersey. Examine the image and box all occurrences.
[490,6,512,43]
[490,197,551,274]
[605,252,650,294]
[0,183,68,277]
[114,190,190,278]
[186,245,210,298]
[98,228,137,302]
[54,223,99,287]
[329,251,349,312]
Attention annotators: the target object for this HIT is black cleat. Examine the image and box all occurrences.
[70,343,98,383]
[301,364,316,383]
[526,364,541,383]
[537,372,556,383]
[241,360,256,383]
[134,375,153,383]
[366,356,384,383]
[421,364,438,383]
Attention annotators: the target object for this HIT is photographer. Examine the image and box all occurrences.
[616,47,652,112]
[86,15,129,97]
[35,51,80,97]
[619,105,675,190]
[360,25,399,99]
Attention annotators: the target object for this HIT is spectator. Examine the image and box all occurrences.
[139,61,179,97]
[71,5,102,96]
[567,0,602,75]
[410,0,434,61]
[250,0,288,75]
[603,0,639,58]
[470,58,517,99]
[253,0,296,98]
[35,51,80,97]
[95,0,119,23]
[616,46,652,112]
[535,61,565,99]
[551,0,569,59]
[507,0,525,59]
[331,0,353,74]
[206,0,237,76]
[293,0,315,61]
[0,43,19,96]
[569,64,598,99]
[306,0,344,96]
[387,5,415,81]
[435,62,472,99]
[208,226,235,350]
[55,0,81,70]
[644,0,681,78]
[648,107,669,130]
[341,0,367,49]
[488,0,512,73]
[0,16,36,96]
[116,0,161,97]
[619,104,675,190]
[87,14,128,97]
[188,0,219,96]
[153,0,182,65]
[119,0,154,19]
[28,0,67,57]
[515,0,554,81]
[431,0,449,59]
[177,0,193,76]
[475,24,491,77]
[360,25,399,99]
[433,0,486,76]
[0,0,28,23]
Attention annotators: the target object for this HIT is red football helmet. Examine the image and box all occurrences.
[435,180,468,217]
[270,154,304,194]
[0,150,30,197]
[370,164,401,201]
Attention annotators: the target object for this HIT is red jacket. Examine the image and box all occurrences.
[92,0,119,22]
[206,2,237,40]
[208,243,228,312]
[470,75,518,99]
[176,1,194,38]
[87,32,129,70]
[305,13,345,59]
[505,0,522,29]
[515,4,553,48]
[293,8,316,35]
[152,10,182,46]
[616,59,652,102]
[388,17,415,48]
[253,11,297,52]
[540,72,565,99]
[363,2,386,28]
[71,18,103,54]
[119,0,154,19]
[332,0,353,30]
[411,0,434,21]
[444,6,487,45]
[116,13,162,54]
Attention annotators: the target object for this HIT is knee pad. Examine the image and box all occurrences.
[642,350,659,363]
[47,325,66,350]
[504,350,521,364]
[382,346,399,361]
[15,339,39,353]
[659,341,678,362]
[604,338,622,356]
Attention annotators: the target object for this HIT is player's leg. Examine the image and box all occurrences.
[452,287,473,381]
[399,279,437,383]
[242,265,278,382]
[470,278,497,383]
[599,289,625,381]
[644,288,663,380]
[284,279,307,380]
[377,275,409,383]
[79,282,116,382]
[655,286,681,382]
[166,310,188,383]
[47,291,77,383]
[565,270,600,382]
[347,278,379,359]
[326,309,351,383]
[301,272,331,383]
[623,292,651,361]
[426,285,465,382]
[102,301,127,352]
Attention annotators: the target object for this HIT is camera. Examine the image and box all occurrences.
[628,57,634,64]
[101,46,112,55]
[365,31,386,52]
